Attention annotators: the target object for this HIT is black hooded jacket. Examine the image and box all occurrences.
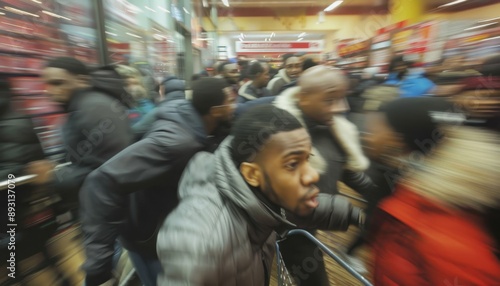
[53,68,133,206]
[80,99,215,285]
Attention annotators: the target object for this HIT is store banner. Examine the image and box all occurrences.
[236,41,324,53]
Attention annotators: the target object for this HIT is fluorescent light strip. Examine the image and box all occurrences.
[105,31,117,36]
[0,12,5,15]
[324,0,343,12]
[298,32,306,38]
[158,6,170,13]
[222,0,229,7]
[32,0,41,3]
[145,6,156,13]
[297,37,303,41]
[5,6,39,17]
[126,32,142,39]
[464,22,497,31]
[478,17,500,23]
[438,0,466,8]
[42,10,71,21]
[183,7,190,14]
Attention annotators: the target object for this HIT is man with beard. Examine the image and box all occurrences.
[267,54,303,96]
[219,61,241,95]
[79,78,236,286]
[156,105,365,285]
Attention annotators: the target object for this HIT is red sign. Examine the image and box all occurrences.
[236,41,324,53]
[377,20,408,35]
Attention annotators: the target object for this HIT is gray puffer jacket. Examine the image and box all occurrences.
[157,137,362,286]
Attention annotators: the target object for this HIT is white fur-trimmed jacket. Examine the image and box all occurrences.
[273,87,375,196]
[274,87,370,174]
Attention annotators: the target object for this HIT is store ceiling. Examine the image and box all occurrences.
[204,0,497,16]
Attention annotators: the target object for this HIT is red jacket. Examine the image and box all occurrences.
[371,186,500,286]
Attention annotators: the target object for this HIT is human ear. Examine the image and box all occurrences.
[239,162,262,187]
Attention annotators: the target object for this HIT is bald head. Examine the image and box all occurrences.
[298,65,348,94]
[296,65,349,126]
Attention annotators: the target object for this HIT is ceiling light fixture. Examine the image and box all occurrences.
[298,32,306,38]
[183,7,190,14]
[324,0,343,12]
[438,0,466,8]
[464,22,497,31]
[297,37,303,41]
[202,0,209,7]
[222,0,229,7]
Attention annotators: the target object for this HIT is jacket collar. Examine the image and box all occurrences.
[274,87,370,172]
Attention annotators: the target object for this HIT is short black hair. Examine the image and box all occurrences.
[231,105,304,166]
[45,57,89,76]
[302,58,317,71]
[388,55,406,72]
[218,61,231,74]
[191,77,229,116]
[281,53,296,63]
[247,61,265,80]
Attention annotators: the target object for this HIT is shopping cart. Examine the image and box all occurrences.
[275,229,373,286]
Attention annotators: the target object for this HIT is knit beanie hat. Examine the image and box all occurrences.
[379,97,456,154]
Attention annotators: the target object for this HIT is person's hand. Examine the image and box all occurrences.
[24,160,55,185]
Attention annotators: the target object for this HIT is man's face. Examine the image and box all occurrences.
[298,85,349,126]
[215,86,237,122]
[285,57,302,79]
[364,113,405,165]
[42,67,82,104]
[242,128,320,217]
[254,66,270,88]
[223,63,240,85]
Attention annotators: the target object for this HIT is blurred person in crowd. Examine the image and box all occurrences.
[156,105,366,285]
[267,54,303,96]
[212,61,223,78]
[277,58,318,95]
[115,65,155,126]
[345,97,456,264]
[219,61,241,95]
[26,58,133,215]
[238,61,271,103]
[385,55,408,84]
[368,97,500,285]
[158,75,186,102]
[385,56,436,97]
[80,78,235,286]
[0,77,61,266]
[455,54,500,132]
[347,67,381,114]
[131,75,186,140]
[274,66,374,284]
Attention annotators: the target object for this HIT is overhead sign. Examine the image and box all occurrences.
[338,40,370,57]
[236,41,324,53]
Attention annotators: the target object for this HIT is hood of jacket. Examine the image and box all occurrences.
[178,136,296,233]
[402,125,500,212]
[238,81,271,101]
[274,87,369,172]
[90,66,134,108]
[153,99,208,144]
[161,76,185,95]
[275,68,292,84]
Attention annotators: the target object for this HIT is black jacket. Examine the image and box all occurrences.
[53,70,134,210]
[0,98,45,179]
[80,99,215,285]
